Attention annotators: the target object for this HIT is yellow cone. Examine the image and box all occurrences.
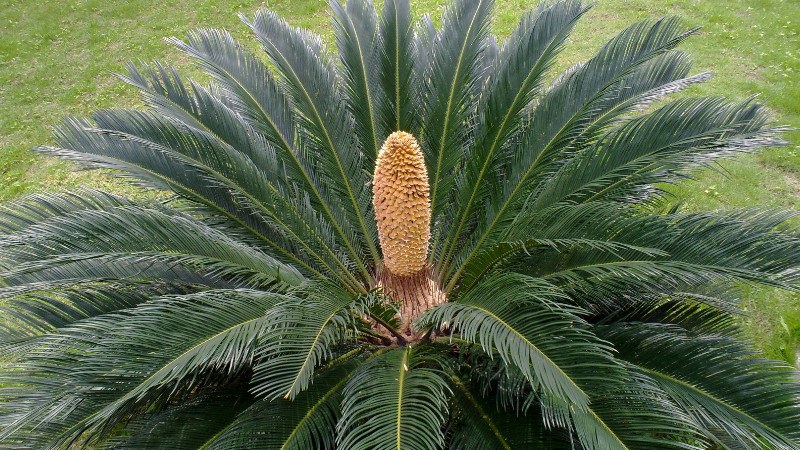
[372,131,431,276]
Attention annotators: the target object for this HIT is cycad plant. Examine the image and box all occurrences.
[2,0,800,448]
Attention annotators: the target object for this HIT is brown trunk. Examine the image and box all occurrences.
[377,266,446,342]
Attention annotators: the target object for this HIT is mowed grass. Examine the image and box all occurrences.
[1,0,799,362]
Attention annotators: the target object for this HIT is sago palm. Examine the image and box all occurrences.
[2,0,800,448]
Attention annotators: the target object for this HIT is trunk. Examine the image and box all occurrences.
[378,266,446,342]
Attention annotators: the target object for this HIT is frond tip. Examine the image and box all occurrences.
[373,131,431,276]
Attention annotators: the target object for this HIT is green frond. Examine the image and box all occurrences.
[455,235,667,295]
[0,289,287,448]
[0,189,135,234]
[118,61,274,172]
[607,292,741,334]
[598,322,800,449]
[332,0,385,162]
[105,387,255,449]
[167,27,373,287]
[533,97,786,209]
[447,374,572,449]
[251,281,360,400]
[165,27,296,157]
[448,17,704,282]
[440,0,589,275]
[420,273,623,411]
[457,351,705,449]
[420,0,494,226]
[200,356,365,450]
[379,0,417,134]
[0,201,303,287]
[244,9,380,272]
[534,207,800,310]
[0,279,197,343]
[337,347,450,450]
[566,368,707,450]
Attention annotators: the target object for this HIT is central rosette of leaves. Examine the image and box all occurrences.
[373,131,443,338]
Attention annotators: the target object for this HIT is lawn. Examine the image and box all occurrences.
[1,0,799,363]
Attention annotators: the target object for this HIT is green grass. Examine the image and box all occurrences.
[1,0,799,364]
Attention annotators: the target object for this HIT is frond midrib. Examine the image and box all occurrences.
[262,32,381,275]
[428,0,484,220]
[89,127,360,289]
[450,374,511,450]
[641,366,795,446]
[396,347,411,450]
[188,40,374,284]
[459,301,589,407]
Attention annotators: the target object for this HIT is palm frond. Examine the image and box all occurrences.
[164,28,296,162]
[440,0,589,275]
[0,279,197,343]
[0,201,303,287]
[118,61,275,172]
[337,347,450,450]
[379,0,417,134]
[447,373,572,449]
[37,119,337,279]
[244,9,381,272]
[169,27,375,285]
[332,0,386,162]
[566,368,706,450]
[420,273,622,411]
[533,97,786,209]
[448,17,702,282]
[534,207,800,311]
[420,0,494,225]
[598,322,800,449]
[200,356,365,450]
[0,189,134,233]
[251,281,360,400]
[106,387,254,449]
[0,289,287,447]
[462,352,705,449]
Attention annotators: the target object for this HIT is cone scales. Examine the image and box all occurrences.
[372,132,431,276]
[373,132,444,339]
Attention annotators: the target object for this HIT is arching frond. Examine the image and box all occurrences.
[251,281,359,400]
[118,61,275,173]
[105,387,255,449]
[332,0,385,162]
[447,373,573,449]
[337,347,450,450]
[0,279,196,343]
[200,356,365,450]
[379,0,417,134]
[165,28,370,288]
[0,202,303,287]
[532,97,786,209]
[420,273,622,411]
[244,9,380,272]
[533,208,800,311]
[440,0,589,275]
[0,289,287,448]
[598,322,800,449]
[444,17,703,285]
[420,0,494,225]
